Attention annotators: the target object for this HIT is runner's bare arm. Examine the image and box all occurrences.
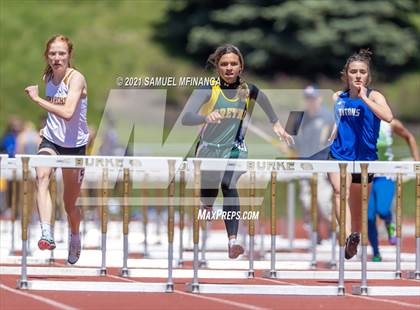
[25,72,86,121]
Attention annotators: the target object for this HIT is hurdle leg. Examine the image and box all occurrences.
[395,173,403,279]
[287,181,295,250]
[247,171,256,278]
[199,215,208,267]
[100,168,108,276]
[57,174,66,243]
[190,160,201,293]
[177,168,185,267]
[166,160,176,292]
[17,157,29,289]
[49,171,57,263]
[121,168,130,277]
[80,194,87,247]
[263,171,277,278]
[10,169,17,255]
[20,177,29,255]
[310,173,318,269]
[258,192,265,259]
[156,195,162,245]
[409,173,420,279]
[329,191,337,268]
[337,163,347,296]
[352,163,369,295]
[141,186,149,258]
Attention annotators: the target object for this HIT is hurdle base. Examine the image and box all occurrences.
[177,260,184,268]
[262,270,277,279]
[188,283,341,295]
[352,286,368,295]
[408,271,420,280]
[310,261,317,269]
[165,283,174,293]
[199,260,207,268]
[395,271,402,279]
[187,282,200,294]
[120,268,129,278]
[48,258,55,264]
[337,286,345,296]
[100,268,107,276]
[21,280,168,292]
[247,270,255,278]
[17,280,28,290]
[352,285,420,296]
[327,261,337,269]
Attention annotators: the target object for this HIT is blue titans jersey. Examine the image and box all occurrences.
[330,90,380,160]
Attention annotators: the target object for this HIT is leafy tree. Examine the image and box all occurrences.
[157,0,420,80]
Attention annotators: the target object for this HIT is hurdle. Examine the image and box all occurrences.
[48,170,57,263]
[266,171,277,278]
[263,162,349,292]
[120,168,130,277]
[141,181,149,257]
[186,158,419,296]
[189,160,201,293]
[247,170,256,278]
[10,166,18,255]
[352,161,420,296]
[408,172,420,279]
[310,173,318,269]
[329,187,337,268]
[11,155,183,293]
[99,167,108,275]
[177,166,186,267]
[16,157,30,289]
[188,159,344,295]
[199,204,208,268]
[3,155,419,295]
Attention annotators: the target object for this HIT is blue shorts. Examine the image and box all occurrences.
[368,177,395,221]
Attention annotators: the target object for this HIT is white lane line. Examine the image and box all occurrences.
[347,294,420,309]
[174,289,269,310]
[259,276,419,308]
[107,274,268,310]
[0,283,79,310]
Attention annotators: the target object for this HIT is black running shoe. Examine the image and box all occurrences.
[345,232,360,260]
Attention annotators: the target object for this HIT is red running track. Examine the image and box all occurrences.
[1,265,420,310]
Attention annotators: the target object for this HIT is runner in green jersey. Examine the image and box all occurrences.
[182,44,293,258]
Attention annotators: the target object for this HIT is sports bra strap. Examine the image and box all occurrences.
[63,69,75,86]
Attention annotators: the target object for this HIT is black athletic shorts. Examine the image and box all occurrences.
[328,152,374,184]
[38,138,86,183]
[38,138,86,156]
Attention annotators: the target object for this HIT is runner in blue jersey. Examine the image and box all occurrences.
[327,49,393,259]
[182,44,293,259]
[368,119,419,261]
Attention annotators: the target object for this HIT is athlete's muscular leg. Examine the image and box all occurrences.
[221,170,242,238]
[62,168,83,234]
[328,172,352,236]
[200,171,221,207]
[349,183,372,233]
[36,148,56,224]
